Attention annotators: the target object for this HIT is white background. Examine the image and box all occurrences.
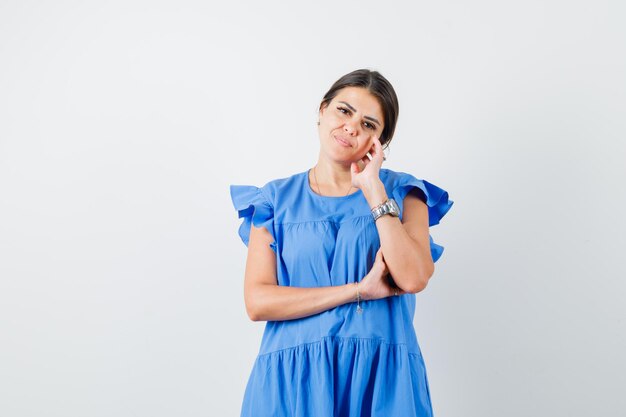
[1,1,625,416]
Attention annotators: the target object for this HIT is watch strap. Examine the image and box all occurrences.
[371,198,400,221]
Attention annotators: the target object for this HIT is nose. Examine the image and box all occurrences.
[344,119,357,136]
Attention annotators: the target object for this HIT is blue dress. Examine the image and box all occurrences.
[229,168,453,417]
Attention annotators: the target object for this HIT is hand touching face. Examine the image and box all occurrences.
[350,135,385,190]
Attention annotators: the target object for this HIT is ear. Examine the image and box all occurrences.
[319,101,329,117]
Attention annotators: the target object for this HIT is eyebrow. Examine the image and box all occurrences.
[338,101,381,126]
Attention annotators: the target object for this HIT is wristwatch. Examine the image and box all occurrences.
[371,198,400,221]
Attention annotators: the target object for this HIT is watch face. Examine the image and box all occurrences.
[388,199,400,216]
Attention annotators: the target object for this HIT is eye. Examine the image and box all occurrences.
[338,106,376,130]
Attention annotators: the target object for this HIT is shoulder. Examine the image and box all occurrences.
[382,168,453,226]
[379,168,426,206]
[380,167,422,189]
[259,170,307,205]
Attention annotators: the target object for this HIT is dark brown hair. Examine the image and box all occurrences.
[319,69,399,150]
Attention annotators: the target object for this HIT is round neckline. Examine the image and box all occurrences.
[304,169,363,200]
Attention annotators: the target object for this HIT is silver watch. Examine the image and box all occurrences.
[371,198,400,221]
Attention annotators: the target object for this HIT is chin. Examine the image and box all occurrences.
[325,152,353,165]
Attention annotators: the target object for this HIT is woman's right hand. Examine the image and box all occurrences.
[358,247,406,300]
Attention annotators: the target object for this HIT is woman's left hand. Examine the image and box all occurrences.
[350,136,385,191]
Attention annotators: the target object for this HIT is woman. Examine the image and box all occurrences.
[229,69,453,417]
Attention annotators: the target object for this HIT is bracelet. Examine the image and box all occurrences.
[355,282,363,314]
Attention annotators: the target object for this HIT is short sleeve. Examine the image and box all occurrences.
[229,184,277,254]
[391,173,454,263]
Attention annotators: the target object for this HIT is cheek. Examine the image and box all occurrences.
[328,113,342,125]
[359,143,372,155]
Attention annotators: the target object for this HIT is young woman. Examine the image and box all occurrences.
[230,68,453,416]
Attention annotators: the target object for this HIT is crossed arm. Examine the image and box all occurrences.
[242,189,433,322]
[362,184,434,294]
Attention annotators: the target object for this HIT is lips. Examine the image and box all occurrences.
[334,135,352,147]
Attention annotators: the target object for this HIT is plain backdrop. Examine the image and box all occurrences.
[1,1,625,416]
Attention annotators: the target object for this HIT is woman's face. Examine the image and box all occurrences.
[318,86,385,164]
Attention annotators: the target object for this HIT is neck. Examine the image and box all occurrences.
[311,155,355,196]
[314,159,351,187]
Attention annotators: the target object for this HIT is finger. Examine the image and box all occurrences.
[377,139,387,162]
[366,148,380,167]
[369,140,377,155]
[371,138,383,160]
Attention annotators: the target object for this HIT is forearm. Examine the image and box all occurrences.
[362,180,433,293]
[375,216,432,292]
[245,282,359,322]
